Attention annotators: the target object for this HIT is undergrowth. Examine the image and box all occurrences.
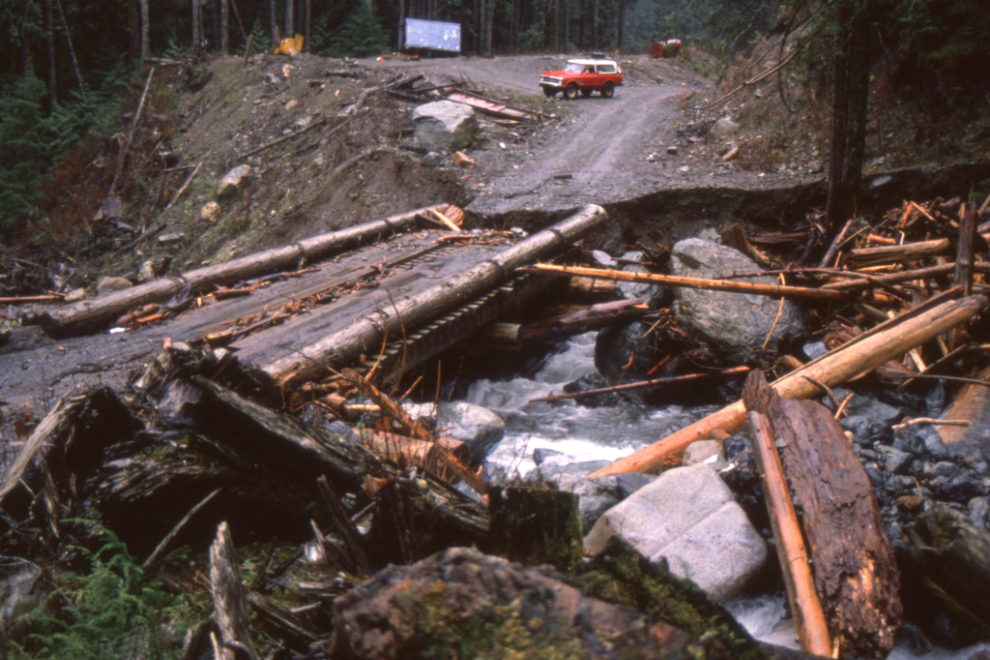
[7,521,205,660]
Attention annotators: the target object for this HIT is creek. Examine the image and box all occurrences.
[457,332,990,660]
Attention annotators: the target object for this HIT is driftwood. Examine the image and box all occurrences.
[589,293,989,476]
[36,206,445,337]
[744,371,900,659]
[209,522,259,660]
[956,207,978,297]
[747,409,831,656]
[189,376,491,540]
[822,261,990,290]
[847,238,951,267]
[903,505,990,636]
[530,366,751,403]
[262,205,609,389]
[480,298,647,351]
[529,263,851,301]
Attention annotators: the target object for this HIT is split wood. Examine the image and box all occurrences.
[748,409,832,656]
[209,522,259,660]
[530,366,750,403]
[589,293,988,476]
[529,263,851,301]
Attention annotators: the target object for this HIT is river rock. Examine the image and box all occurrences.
[584,463,767,602]
[412,101,479,151]
[682,440,726,467]
[594,321,663,394]
[565,473,655,531]
[217,164,251,200]
[331,546,757,660]
[405,401,504,465]
[0,564,46,641]
[710,117,739,141]
[96,276,133,296]
[670,238,806,361]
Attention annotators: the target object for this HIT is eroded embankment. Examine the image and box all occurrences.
[470,161,990,252]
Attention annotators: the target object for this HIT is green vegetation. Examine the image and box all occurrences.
[8,522,205,660]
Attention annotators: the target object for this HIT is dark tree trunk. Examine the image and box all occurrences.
[128,0,140,60]
[285,0,293,36]
[220,0,228,53]
[484,0,494,56]
[591,0,598,48]
[140,0,149,60]
[826,0,871,229]
[21,28,32,77]
[45,0,56,107]
[553,0,559,51]
[304,0,311,52]
[270,0,277,43]
[53,0,86,101]
[616,0,624,52]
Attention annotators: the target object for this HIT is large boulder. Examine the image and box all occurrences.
[566,473,655,532]
[584,463,767,602]
[332,546,768,660]
[411,101,479,151]
[671,238,806,361]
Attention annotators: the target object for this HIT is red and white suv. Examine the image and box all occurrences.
[539,58,624,100]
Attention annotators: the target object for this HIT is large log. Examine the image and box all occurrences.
[744,371,900,659]
[746,408,832,657]
[35,205,446,337]
[589,293,989,476]
[262,204,609,390]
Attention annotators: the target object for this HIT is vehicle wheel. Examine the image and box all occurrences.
[564,84,579,100]
[601,82,615,98]
[581,88,593,97]
[543,88,556,98]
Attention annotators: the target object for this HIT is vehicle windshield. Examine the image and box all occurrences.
[564,62,585,73]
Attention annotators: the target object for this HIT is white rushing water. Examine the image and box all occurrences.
[729,594,990,660]
[464,332,715,480]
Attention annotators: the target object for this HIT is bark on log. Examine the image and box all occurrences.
[530,263,851,301]
[262,204,608,390]
[588,294,988,476]
[744,371,900,659]
[847,238,951,268]
[746,409,832,657]
[479,298,647,350]
[822,261,990,290]
[35,206,445,337]
[903,505,990,636]
[209,522,259,660]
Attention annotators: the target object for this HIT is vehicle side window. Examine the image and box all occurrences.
[584,66,595,74]
[598,65,614,74]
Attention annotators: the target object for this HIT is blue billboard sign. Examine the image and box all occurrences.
[404,18,461,53]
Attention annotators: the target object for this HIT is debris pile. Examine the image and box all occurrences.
[3,196,990,657]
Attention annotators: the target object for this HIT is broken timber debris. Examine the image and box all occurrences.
[745,371,901,659]
[589,293,989,476]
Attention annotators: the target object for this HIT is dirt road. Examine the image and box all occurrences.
[371,54,795,219]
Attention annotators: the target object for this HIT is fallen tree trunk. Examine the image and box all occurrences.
[480,298,647,350]
[35,205,446,337]
[589,293,988,476]
[745,371,900,659]
[847,238,951,267]
[262,204,609,390]
[746,408,832,657]
[529,263,851,301]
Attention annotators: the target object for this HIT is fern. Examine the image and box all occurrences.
[7,521,204,660]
